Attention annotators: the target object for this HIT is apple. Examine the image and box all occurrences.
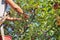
[0,35,12,40]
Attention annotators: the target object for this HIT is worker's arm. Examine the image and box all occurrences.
[5,0,23,14]
[5,0,29,18]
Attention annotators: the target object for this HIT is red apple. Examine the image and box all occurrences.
[53,2,59,10]
[4,35,12,40]
[0,35,12,40]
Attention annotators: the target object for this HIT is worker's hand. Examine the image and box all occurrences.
[5,0,30,19]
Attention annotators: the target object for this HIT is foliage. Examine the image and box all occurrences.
[3,0,60,40]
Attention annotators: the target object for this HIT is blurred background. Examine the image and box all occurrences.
[2,0,60,40]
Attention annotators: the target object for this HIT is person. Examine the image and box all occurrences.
[0,0,29,25]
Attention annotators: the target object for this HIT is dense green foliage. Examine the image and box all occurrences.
[3,0,60,40]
